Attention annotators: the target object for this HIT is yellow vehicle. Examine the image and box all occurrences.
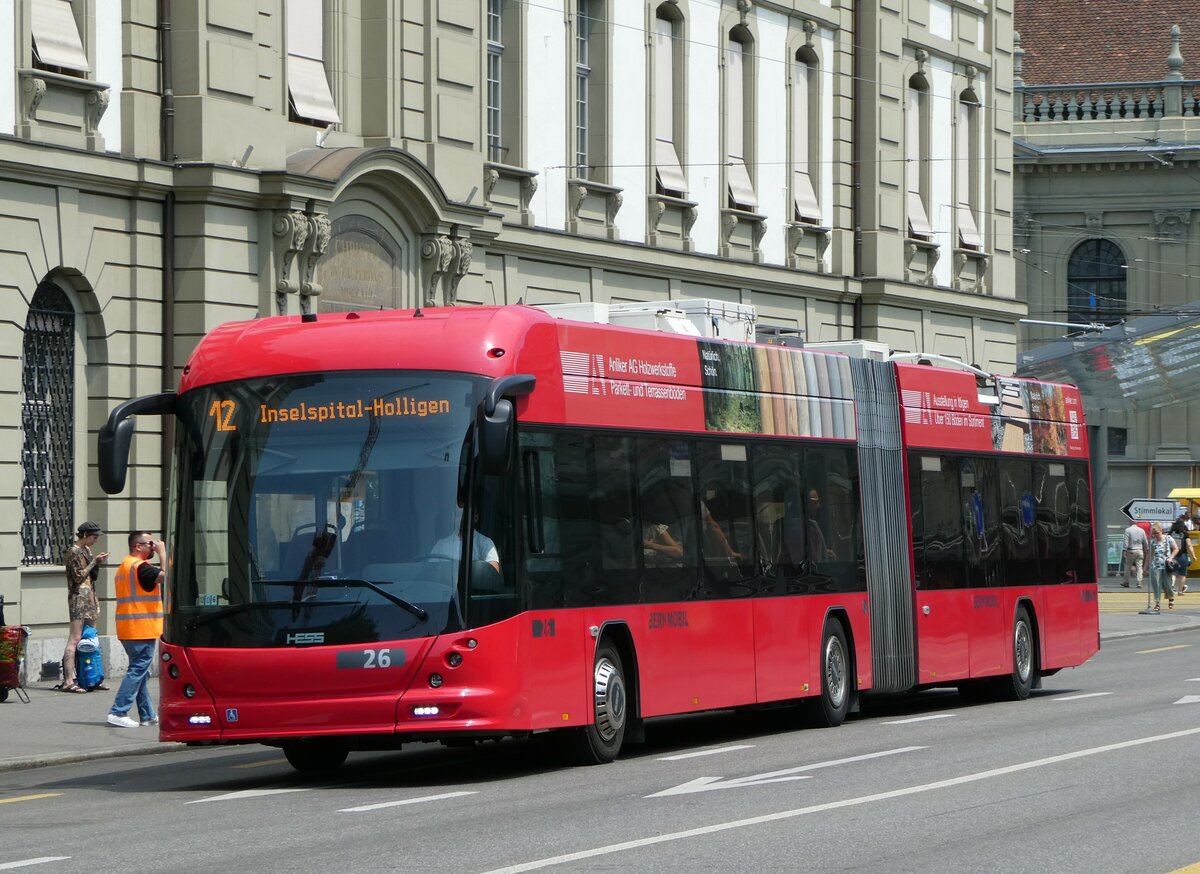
[1166,488,1200,575]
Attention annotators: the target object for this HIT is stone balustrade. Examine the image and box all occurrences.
[1015,82,1200,122]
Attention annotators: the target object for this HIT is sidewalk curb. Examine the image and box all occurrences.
[0,742,186,774]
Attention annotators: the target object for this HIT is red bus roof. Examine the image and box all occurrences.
[177,305,1088,456]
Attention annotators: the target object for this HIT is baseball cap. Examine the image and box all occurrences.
[77,521,102,536]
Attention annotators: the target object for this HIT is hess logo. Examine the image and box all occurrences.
[287,632,325,645]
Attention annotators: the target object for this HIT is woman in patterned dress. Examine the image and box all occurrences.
[60,522,108,692]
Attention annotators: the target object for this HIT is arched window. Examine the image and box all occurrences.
[906,73,932,240]
[653,4,687,196]
[725,27,756,210]
[1067,239,1127,326]
[21,282,75,565]
[791,46,821,224]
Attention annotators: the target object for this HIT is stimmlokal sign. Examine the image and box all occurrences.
[1121,499,1179,523]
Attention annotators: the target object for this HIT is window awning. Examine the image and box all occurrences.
[907,192,933,240]
[727,158,758,211]
[287,55,341,124]
[654,138,688,197]
[793,170,821,224]
[31,0,90,73]
[1017,302,1200,413]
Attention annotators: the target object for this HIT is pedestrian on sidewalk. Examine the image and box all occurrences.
[106,532,164,729]
[1170,517,1195,597]
[60,522,109,694]
[1122,520,1149,589]
[1148,523,1177,612]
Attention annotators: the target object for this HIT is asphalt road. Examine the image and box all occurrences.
[3,631,1199,874]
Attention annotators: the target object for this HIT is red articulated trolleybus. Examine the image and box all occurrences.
[98,303,1099,772]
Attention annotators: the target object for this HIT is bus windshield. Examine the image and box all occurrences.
[164,371,493,648]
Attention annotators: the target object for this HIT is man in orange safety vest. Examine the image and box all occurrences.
[106,532,165,729]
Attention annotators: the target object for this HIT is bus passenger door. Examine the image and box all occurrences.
[912,454,969,685]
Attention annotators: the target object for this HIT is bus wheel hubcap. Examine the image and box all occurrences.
[825,636,846,709]
[593,658,626,742]
[1015,622,1032,682]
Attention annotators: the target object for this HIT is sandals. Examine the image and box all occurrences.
[93,683,110,691]
[59,682,87,693]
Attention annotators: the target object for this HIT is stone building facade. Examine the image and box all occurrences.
[4,0,1018,677]
[1013,0,1200,562]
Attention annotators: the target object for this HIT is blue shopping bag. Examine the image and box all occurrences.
[76,625,105,690]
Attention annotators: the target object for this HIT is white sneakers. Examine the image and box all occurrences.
[106,714,140,729]
[141,717,159,726]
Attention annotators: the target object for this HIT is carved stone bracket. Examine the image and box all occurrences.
[954,248,990,293]
[787,222,832,271]
[519,175,538,226]
[719,207,766,260]
[446,237,473,305]
[298,215,331,313]
[682,205,698,246]
[905,238,940,286]
[647,193,699,250]
[569,182,588,223]
[737,0,752,27]
[1153,208,1191,242]
[484,167,500,203]
[272,210,310,314]
[751,217,768,261]
[1085,210,1104,235]
[85,89,110,135]
[721,212,739,249]
[422,235,456,306]
[568,179,625,239]
[21,76,46,121]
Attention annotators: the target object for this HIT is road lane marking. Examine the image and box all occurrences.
[0,794,63,805]
[232,758,288,769]
[658,745,755,761]
[482,727,1200,874]
[1176,696,1200,705]
[339,790,477,812]
[185,788,311,804]
[1052,692,1113,702]
[1137,644,1192,654]
[646,747,924,798]
[0,859,70,871]
[880,714,955,725]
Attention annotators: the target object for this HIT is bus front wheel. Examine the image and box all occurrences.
[812,618,851,728]
[282,741,349,773]
[570,642,627,765]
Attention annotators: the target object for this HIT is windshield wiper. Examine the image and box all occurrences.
[183,579,429,629]
[303,578,429,622]
[184,599,345,629]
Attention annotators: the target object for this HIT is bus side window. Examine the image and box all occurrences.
[517,431,587,609]
[751,444,805,589]
[587,436,641,605]
[694,441,755,596]
[636,437,698,604]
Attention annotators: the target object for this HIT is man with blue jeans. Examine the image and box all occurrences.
[107,532,165,729]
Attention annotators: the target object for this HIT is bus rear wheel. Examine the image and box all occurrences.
[282,741,349,773]
[993,607,1036,701]
[811,618,851,728]
[570,642,627,765]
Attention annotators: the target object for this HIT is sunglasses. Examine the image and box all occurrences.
[136,540,155,546]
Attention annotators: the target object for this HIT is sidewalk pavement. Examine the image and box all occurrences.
[2,581,1197,773]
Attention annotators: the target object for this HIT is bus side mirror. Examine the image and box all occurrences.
[480,399,514,475]
[479,374,536,476]
[98,392,176,494]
